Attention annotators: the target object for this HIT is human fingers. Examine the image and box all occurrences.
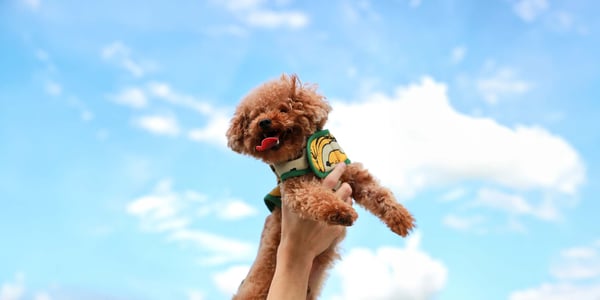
[323,163,347,190]
[335,182,353,204]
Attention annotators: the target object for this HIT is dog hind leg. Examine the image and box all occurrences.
[233,208,282,300]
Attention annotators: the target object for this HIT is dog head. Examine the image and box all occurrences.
[226,74,331,164]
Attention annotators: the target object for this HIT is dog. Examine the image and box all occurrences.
[226,74,415,299]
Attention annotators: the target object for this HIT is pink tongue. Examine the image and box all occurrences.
[256,137,280,152]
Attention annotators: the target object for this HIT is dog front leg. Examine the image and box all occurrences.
[343,163,415,236]
[233,208,281,300]
[281,176,357,226]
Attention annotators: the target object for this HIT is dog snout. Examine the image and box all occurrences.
[258,119,272,129]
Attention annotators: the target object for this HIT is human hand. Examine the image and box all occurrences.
[278,163,353,261]
[267,163,353,300]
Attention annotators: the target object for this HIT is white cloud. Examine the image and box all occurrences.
[44,81,62,96]
[147,82,215,114]
[550,245,600,280]
[188,114,229,147]
[34,292,51,300]
[332,232,447,300]
[65,96,95,122]
[442,214,486,233]
[408,0,422,8]
[217,199,258,220]
[477,66,531,104]
[204,25,249,37]
[212,265,250,297]
[546,11,589,35]
[111,87,147,109]
[510,241,600,300]
[218,0,309,29]
[21,0,40,11]
[328,77,584,199]
[133,114,180,136]
[510,282,600,300]
[244,10,308,29]
[0,273,52,300]
[145,81,230,146]
[440,187,467,202]
[474,188,557,220]
[127,179,257,266]
[221,0,265,11]
[101,41,154,77]
[561,247,597,259]
[170,229,255,265]
[187,290,204,300]
[450,46,467,64]
[513,0,549,22]
[127,180,186,232]
[0,273,24,300]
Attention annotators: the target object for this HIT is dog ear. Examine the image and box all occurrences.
[308,96,331,130]
[287,74,331,130]
[226,111,248,153]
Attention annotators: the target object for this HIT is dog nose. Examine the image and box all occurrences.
[259,119,272,129]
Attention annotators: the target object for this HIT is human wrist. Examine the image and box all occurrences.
[277,240,315,271]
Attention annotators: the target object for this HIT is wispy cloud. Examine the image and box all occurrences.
[107,80,230,146]
[0,272,52,300]
[44,81,62,97]
[217,199,258,220]
[546,11,589,35]
[450,45,467,64]
[101,41,156,78]
[473,188,559,221]
[212,265,250,297]
[0,272,25,300]
[218,0,310,29]
[331,232,447,300]
[147,82,214,114]
[21,0,41,11]
[244,10,308,28]
[440,187,467,202]
[110,87,148,109]
[66,96,94,122]
[477,64,531,104]
[551,245,600,280]
[441,187,564,233]
[33,49,95,123]
[513,0,549,22]
[510,240,600,300]
[408,0,422,8]
[126,179,257,266]
[145,81,230,147]
[187,290,205,300]
[133,114,181,137]
[187,114,229,148]
[442,214,487,233]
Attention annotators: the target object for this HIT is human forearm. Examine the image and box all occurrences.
[267,243,314,300]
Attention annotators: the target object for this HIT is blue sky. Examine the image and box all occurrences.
[1,0,599,299]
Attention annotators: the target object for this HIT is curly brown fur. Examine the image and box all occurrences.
[227,74,415,299]
[233,209,281,300]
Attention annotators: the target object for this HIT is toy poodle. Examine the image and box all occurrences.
[226,74,415,299]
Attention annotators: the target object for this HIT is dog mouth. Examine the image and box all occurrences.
[255,131,281,152]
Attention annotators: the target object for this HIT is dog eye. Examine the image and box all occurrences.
[279,108,288,113]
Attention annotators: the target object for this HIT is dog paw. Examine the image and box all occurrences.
[326,209,357,226]
[387,213,416,237]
